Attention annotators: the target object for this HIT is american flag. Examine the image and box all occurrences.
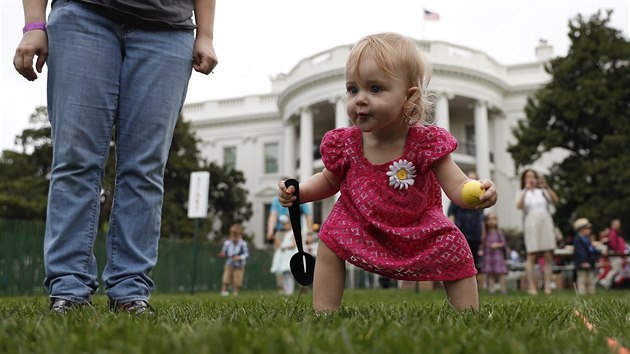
[424,9,440,21]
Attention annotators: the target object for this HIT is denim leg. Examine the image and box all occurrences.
[103,27,194,303]
[43,2,122,302]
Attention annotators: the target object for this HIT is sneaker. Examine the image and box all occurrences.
[108,299,155,316]
[50,298,91,314]
[220,291,229,296]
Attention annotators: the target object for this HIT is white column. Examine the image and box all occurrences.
[299,107,314,181]
[435,92,451,131]
[474,100,490,180]
[283,120,296,177]
[334,96,349,128]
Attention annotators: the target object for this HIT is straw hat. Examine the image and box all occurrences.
[573,218,592,231]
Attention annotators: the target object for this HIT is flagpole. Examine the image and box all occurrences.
[420,3,425,41]
[421,12,425,40]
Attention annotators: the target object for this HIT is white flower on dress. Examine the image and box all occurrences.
[386,159,416,190]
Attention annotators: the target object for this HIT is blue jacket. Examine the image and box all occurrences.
[573,234,599,269]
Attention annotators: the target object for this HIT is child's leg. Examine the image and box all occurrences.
[282,272,295,295]
[443,275,479,311]
[487,274,496,293]
[233,268,244,295]
[220,266,230,294]
[499,274,507,293]
[576,270,587,295]
[313,242,346,312]
[587,271,596,294]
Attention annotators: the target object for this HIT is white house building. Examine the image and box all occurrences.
[182,39,554,248]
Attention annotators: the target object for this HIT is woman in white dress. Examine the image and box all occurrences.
[269,215,298,295]
[516,169,559,295]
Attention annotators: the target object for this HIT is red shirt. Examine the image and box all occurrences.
[608,228,626,254]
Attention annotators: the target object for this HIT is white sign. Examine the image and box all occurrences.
[187,171,210,218]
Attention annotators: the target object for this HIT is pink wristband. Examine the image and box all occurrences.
[23,22,46,34]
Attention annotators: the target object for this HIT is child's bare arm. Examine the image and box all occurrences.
[432,155,497,209]
[278,169,342,207]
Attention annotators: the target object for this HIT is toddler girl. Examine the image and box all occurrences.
[481,213,508,294]
[278,33,497,312]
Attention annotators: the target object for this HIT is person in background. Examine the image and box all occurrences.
[219,224,249,296]
[14,0,218,314]
[266,191,314,292]
[516,169,559,295]
[269,215,297,295]
[599,219,626,288]
[305,223,320,257]
[278,32,497,313]
[448,171,485,277]
[572,218,600,295]
[481,212,508,294]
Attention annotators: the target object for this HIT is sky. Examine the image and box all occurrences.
[1,0,628,152]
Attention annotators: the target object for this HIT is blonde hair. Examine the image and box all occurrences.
[346,32,434,125]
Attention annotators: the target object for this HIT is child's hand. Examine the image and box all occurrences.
[277,179,297,207]
[475,179,498,210]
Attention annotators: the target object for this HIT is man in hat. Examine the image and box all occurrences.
[573,218,600,295]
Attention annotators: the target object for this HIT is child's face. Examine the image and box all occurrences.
[578,226,592,237]
[229,225,242,241]
[486,214,497,228]
[345,57,412,134]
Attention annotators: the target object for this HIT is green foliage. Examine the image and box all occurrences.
[0,108,252,239]
[0,107,51,219]
[1,290,629,354]
[160,118,253,240]
[204,162,253,241]
[507,10,630,232]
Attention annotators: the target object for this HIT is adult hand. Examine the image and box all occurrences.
[13,30,48,81]
[192,35,217,75]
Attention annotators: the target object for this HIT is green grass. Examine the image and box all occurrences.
[2,289,630,354]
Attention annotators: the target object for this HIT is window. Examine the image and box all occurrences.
[465,125,476,156]
[264,142,279,174]
[223,146,236,170]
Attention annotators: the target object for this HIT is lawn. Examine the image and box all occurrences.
[2,289,630,354]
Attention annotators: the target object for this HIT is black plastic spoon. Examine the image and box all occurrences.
[284,178,316,286]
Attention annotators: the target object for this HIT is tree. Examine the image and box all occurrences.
[160,119,253,240]
[0,107,51,219]
[507,10,630,233]
[0,108,253,239]
[203,162,253,241]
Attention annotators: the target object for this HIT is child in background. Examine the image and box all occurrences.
[278,32,497,312]
[572,218,600,295]
[269,215,298,295]
[481,213,508,294]
[219,224,249,296]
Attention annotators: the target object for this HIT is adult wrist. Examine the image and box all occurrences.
[23,22,46,34]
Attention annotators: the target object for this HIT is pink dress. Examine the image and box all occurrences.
[318,125,476,281]
[481,229,508,275]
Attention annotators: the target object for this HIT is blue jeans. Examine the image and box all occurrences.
[44,1,194,303]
